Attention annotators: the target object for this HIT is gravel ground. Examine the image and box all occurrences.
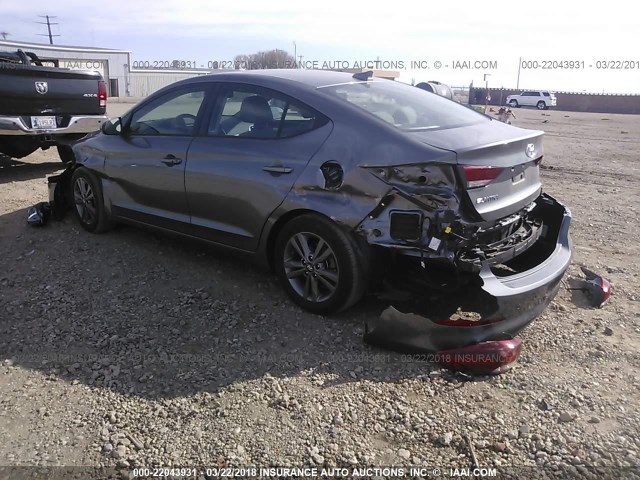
[1,106,639,479]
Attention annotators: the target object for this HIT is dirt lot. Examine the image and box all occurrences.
[1,105,639,478]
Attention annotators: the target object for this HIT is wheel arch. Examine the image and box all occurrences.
[262,208,373,291]
[263,209,331,271]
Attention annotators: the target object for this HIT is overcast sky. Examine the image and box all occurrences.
[2,0,639,93]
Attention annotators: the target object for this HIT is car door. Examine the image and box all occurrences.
[185,83,332,251]
[527,91,540,106]
[104,85,209,233]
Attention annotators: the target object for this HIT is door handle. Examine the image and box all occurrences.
[162,154,182,166]
[262,165,293,174]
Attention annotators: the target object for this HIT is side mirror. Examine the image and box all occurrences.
[102,117,123,135]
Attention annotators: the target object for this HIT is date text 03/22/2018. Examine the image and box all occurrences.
[520,59,640,69]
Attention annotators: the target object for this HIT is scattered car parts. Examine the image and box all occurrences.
[436,339,522,375]
[567,266,612,308]
[26,202,51,227]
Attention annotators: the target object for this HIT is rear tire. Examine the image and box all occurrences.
[71,167,112,233]
[274,214,366,314]
[536,101,547,110]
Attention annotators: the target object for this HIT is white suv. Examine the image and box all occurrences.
[506,90,557,110]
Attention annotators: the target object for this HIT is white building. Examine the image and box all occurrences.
[0,39,209,97]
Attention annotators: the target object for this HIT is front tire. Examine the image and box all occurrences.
[71,167,112,233]
[274,214,366,314]
[509,99,518,108]
[536,101,547,110]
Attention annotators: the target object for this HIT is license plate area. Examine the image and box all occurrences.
[31,116,57,129]
[512,171,525,185]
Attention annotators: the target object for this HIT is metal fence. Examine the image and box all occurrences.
[106,73,209,98]
[468,86,640,114]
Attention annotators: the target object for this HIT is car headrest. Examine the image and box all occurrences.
[238,95,273,125]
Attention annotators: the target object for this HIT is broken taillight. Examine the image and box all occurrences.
[461,165,503,188]
[580,266,612,307]
[98,80,107,108]
[436,338,522,375]
[595,277,612,307]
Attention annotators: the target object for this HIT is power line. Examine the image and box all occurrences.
[36,15,60,44]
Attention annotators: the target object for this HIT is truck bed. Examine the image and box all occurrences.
[0,63,106,116]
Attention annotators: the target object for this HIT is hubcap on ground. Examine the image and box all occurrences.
[73,177,96,224]
[283,232,339,303]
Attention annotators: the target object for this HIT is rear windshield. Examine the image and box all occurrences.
[318,80,486,131]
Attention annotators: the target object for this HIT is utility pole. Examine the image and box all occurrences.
[516,56,521,89]
[37,15,59,44]
[293,41,297,68]
[484,73,491,113]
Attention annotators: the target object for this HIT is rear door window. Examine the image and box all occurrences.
[208,85,328,139]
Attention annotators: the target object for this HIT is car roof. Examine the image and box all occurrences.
[181,69,369,89]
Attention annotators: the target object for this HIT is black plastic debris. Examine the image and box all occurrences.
[27,202,51,227]
[47,166,73,220]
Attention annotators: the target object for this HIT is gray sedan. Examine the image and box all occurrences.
[69,70,571,347]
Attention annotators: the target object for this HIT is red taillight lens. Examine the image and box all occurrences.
[588,276,612,308]
[461,165,503,188]
[437,338,523,375]
[98,80,107,108]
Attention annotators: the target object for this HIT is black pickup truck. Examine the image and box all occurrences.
[0,49,108,163]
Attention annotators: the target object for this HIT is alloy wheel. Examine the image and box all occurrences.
[283,232,339,303]
[73,177,96,225]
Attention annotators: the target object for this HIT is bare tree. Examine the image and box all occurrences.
[233,49,296,70]
[0,31,9,40]
[232,54,252,70]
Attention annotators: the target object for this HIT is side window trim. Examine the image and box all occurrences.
[194,82,223,137]
[275,101,290,138]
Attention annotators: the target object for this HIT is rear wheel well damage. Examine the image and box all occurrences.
[265,209,317,271]
[272,213,368,313]
[265,210,375,292]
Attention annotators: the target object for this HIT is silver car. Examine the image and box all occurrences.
[68,70,571,346]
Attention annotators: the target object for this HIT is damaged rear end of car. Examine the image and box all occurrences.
[311,79,571,371]
[360,129,571,370]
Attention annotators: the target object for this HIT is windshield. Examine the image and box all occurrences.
[318,80,486,131]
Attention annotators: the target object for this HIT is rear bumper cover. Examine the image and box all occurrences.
[365,193,571,352]
[0,115,107,136]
